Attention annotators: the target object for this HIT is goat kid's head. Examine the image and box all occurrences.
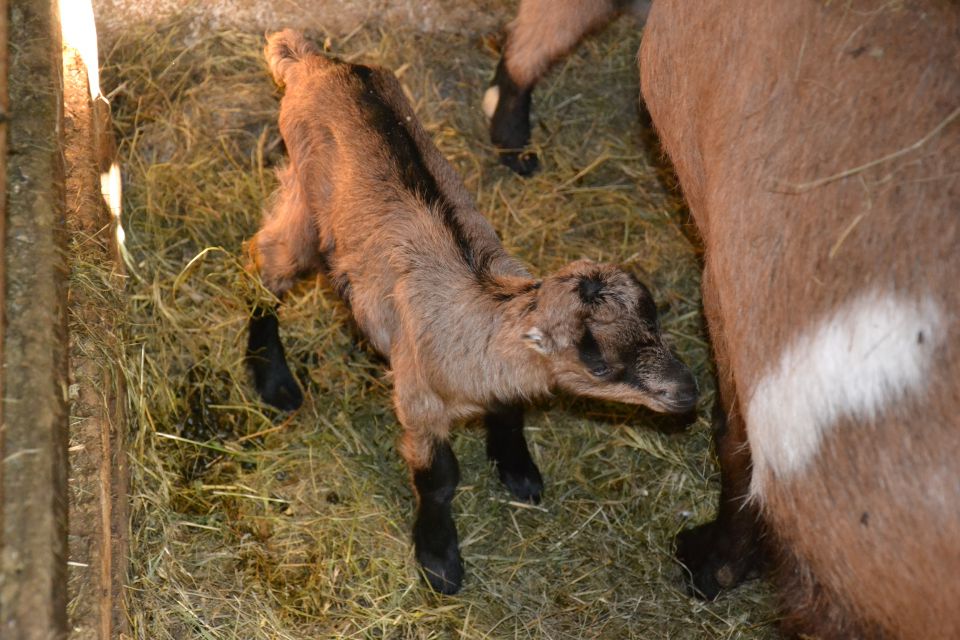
[523,260,698,414]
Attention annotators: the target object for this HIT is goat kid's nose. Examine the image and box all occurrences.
[656,364,699,413]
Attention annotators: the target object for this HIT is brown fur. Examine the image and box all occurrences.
[641,1,960,637]
[484,0,651,174]
[251,29,695,516]
[502,0,648,88]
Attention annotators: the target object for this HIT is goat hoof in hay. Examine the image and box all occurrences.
[246,309,304,411]
[674,519,758,600]
[498,149,539,176]
[499,465,543,504]
[249,352,303,411]
[258,374,303,412]
[416,545,464,595]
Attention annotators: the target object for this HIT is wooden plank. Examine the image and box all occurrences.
[62,29,129,635]
[0,0,7,535]
[0,0,9,430]
[0,0,69,638]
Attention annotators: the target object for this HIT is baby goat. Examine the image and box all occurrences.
[247,29,698,595]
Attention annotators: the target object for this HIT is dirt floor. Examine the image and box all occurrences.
[102,10,779,639]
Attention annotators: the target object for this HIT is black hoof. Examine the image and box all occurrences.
[416,545,464,595]
[255,369,303,412]
[675,519,761,600]
[498,149,539,176]
[498,463,543,504]
[486,59,537,177]
[247,307,304,411]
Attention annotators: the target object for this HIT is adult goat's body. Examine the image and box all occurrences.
[641,1,960,637]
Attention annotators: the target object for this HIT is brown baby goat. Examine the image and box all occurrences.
[247,29,697,595]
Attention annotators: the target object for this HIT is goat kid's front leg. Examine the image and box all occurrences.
[411,438,463,595]
[247,305,303,411]
[394,366,465,593]
[485,402,543,504]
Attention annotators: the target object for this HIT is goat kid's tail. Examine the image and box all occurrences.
[265,29,328,86]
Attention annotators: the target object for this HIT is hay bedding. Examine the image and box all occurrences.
[102,14,778,639]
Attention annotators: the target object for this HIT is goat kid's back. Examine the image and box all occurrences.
[253,29,526,357]
[641,1,960,637]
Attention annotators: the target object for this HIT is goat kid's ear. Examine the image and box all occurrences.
[522,327,552,354]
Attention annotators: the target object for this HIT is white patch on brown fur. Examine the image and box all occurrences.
[482,85,500,120]
[747,291,944,499]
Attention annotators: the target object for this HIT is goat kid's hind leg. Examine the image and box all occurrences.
[246,305,303,411]
[485,402,543,503]
[246,172,322,411]
[484,0,627,175]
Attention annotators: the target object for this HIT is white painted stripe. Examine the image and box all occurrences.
[482,85,500,120]
[746,291,944,499]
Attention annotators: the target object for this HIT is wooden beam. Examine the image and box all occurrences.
[0,0,7,503]
[0,0,69,638]
[61,8,130,634]
[0,0,10,428]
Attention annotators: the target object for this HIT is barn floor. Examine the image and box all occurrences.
[103,14,778,639]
